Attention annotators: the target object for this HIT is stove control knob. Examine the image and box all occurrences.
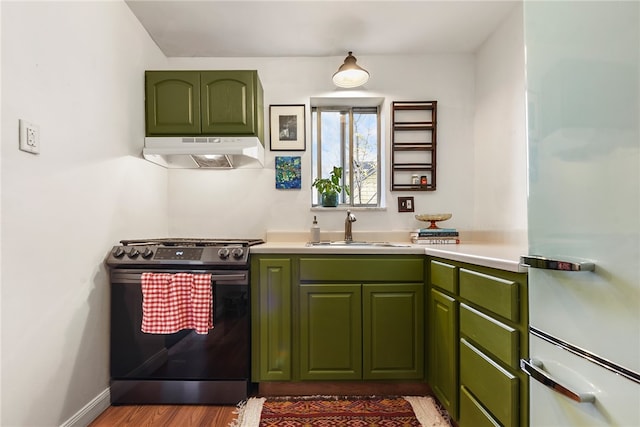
[112,247,125,258]
[141,247,154,259]
[231,247,244,259]
[218,248,230,259]
[127,248,140,259]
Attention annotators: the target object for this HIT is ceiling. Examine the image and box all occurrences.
[125,0,520,58]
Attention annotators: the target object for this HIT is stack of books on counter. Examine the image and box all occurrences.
[410,228,460,244]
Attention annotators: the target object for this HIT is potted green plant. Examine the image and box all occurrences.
[312,166,350,207]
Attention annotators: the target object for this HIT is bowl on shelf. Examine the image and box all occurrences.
[415,213,452,229]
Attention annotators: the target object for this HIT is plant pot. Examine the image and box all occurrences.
[321,193,338,207]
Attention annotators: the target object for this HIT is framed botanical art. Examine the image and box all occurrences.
[269,104,306,151]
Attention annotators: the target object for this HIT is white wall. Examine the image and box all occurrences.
[473,4,528,240]
[165,54,480,238]
[1,2,168,426]
[163,9,527,241]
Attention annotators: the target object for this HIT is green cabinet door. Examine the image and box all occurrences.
[145,71,201,135]
[429,288,458,418]
[201,71,261,136]
[251,257,292,381]
[363,283,424,380]
[299,284,362,380]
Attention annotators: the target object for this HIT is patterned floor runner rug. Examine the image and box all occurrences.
[232,395,450,427]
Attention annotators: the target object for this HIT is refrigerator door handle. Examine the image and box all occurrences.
[521,358,596,403]
[520,255,595,271]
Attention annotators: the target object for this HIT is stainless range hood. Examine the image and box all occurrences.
[143,136,264,169]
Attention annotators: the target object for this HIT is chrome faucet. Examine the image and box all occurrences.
[344,210,357,242]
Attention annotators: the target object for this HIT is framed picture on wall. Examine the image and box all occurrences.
[275,156,302,189]
[269,104,306,151]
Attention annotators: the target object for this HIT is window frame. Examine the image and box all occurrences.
[311,105,381,208]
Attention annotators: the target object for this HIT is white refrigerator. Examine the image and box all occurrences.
[522,1,640,426]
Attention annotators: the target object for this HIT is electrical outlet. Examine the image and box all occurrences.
[19,119,40,154]
[398,196,414,212]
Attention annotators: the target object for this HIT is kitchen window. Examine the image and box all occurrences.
[311,106,381,207]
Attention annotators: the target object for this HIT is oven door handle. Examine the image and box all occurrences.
[210,273,246,283]
[110,271,247,284]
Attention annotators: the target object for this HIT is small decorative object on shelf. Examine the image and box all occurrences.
[391,101,437,191]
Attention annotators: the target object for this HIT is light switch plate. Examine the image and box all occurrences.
[398,196,414,212]
[19,119,40,154]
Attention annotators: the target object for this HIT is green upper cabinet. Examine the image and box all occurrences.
[145,70,264,140]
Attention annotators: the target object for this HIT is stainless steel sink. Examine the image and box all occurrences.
[306,241,410,247]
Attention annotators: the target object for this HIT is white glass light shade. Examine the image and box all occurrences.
[332,52,370,88]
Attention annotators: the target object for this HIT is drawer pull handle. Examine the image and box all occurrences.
[520,255,594,272]
[520,358,595,403]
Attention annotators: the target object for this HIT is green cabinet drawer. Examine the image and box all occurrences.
[459,269,519,322]
[460,338,518,427]
[460,303,518,368]
[430,260,457,294]
[459,385,500,427]
[299,257,424,282]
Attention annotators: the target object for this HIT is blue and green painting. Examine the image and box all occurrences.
[275,156,302,189]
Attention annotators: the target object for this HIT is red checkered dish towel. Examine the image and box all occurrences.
[141,272,213,334]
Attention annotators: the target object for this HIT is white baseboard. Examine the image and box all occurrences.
[60,387,110,427]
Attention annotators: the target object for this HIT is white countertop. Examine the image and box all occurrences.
[423,243,527,273]
[253,233,527,273]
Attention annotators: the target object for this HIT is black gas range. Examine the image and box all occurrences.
[106,238,263,405]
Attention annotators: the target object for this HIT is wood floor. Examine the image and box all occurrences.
[89,405,238,427]
[89,383,435,426]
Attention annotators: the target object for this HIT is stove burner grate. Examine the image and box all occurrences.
[119,238,265,247]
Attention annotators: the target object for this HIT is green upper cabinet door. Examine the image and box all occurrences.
[145,70,264,140]
[145,71,201,135]
[201,71,262,136]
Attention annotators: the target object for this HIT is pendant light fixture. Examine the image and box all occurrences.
[332,51,369,88]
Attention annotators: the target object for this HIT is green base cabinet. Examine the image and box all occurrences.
[427,258,528,427]
[145,70,264,140]
[251,254,425,383]
[297,256,425,381]
[251,256,292,381]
